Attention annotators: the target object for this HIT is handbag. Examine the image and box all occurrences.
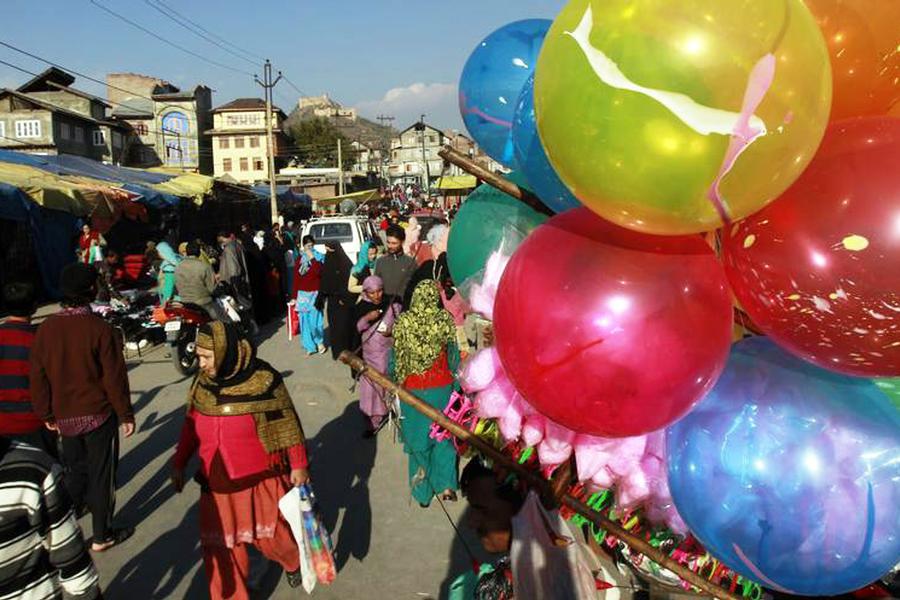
[278,483,337,593]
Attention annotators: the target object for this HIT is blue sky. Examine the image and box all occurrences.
[1,0,566,131]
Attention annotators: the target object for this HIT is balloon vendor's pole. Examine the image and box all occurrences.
[338,351,744,600]
[437,145,554,216]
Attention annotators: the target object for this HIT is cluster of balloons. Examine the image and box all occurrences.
[455,0,900,595]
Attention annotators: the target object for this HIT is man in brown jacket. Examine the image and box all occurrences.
[30,263,136,552]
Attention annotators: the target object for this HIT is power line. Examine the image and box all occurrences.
[88,0,253,77]
[281,74,306,99]
[142,0,260,68]
[153,0,264,62]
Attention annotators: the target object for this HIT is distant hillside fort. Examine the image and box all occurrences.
[297,94,357,122]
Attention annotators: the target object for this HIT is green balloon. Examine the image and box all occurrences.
[875,379,900,412]
[447,173,547,288]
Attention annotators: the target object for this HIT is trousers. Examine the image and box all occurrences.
[61,415,119,542]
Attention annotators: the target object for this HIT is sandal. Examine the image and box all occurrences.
[91,526,135,552]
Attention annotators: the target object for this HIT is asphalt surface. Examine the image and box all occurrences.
[83,318,490,599]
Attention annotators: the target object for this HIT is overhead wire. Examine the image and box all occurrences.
[87,0,254,77]
[153,0,265,62]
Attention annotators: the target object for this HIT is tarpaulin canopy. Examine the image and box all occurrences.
[251,185,313,208]
[435,175,477,190]
[151,172,215,205]
[0,150,180,208]
[0,182,78,298]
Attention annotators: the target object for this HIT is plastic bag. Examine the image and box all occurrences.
[278,483,336,593]
[287,303,300,339]
[510,492,610,599]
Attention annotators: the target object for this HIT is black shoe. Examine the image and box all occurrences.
[91,526,135,552]
[285,567,304,588]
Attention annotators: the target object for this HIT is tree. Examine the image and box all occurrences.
[286,116,352,168]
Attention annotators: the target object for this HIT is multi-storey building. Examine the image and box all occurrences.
[388,122,446,188]
[205,98,289,184]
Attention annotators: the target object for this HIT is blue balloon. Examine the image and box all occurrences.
[459,19,551,170]
[667,337,900,596]
[511,74,582,214]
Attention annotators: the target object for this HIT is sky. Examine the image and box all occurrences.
[1,0,567,132]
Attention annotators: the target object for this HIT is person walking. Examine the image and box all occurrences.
[175,242,227,321]
[291,235,326,355]
[319,241,358,361]
[156,241,181,305]
[170,321,309,599]
[0,438,102,600]
[390,280,460,506]
[216,231,252,313]
[348,240,378,294]
[355,276,400,436]
[29,263,135,552]
[375,225,417,306]
[0,282,57,457]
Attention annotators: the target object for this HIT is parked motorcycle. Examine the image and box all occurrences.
[152,302,210,376]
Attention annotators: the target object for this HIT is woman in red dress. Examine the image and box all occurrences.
[171,321,308,599]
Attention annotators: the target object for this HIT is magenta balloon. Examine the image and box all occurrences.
[493,208,733,437]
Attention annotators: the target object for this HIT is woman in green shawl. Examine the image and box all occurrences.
[390,279,460,506]
[156,241,181,304]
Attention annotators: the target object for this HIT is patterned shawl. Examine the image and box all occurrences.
[392,280,456,382]
[188,321,304,460]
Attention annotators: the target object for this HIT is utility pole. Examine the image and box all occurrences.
[376,114,394,189]
[417,114,431,194]
[255,59,283,225]
[337,138,345,196]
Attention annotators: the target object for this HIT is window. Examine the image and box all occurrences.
[93,130,105,146]
[234,136,245,149]
[15,120,41,139]
[60,122,73,140]
[74,126,84,143]
[223,158,232,171]
[253,157,265,171]
[249,136,259,148]
[225,113,261,127]
[239,157,248,171]
[308,222,352,244]
[219,137,230,149]
[134,123,148,136]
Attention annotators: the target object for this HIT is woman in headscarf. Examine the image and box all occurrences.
[348,240,379,294]
[291,235,326,355]
[319,241,358,361]
[355,275,401,436]
[391,280,460,506]
[170,321,309,598]
[156,241,181,304]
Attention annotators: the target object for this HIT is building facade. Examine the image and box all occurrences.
[388,122,446,187]
[107,73,213,174]
[206,98,289,184]
[348,140,383,175]
[0,68,132,163]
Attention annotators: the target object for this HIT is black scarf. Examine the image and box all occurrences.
[319,242,353,296]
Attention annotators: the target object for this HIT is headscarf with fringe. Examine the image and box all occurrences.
[189,321,304,466]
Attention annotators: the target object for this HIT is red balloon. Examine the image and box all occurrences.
[493,208,732,437]
[723,117,900,376]
[804,0,900,121]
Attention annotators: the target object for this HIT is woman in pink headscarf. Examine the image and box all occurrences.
[355,276,401,436]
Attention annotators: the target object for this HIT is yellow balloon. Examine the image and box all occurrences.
[535,0,832,235]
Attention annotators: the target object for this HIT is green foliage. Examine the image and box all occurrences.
[286,116,351,167]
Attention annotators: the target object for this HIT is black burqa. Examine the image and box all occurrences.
[402,252,454,310]
[319,242,359,360]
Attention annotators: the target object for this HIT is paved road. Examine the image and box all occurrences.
[84,319,489,599]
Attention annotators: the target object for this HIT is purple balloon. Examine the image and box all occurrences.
[667,337,900,596]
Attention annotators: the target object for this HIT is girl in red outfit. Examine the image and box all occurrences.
[171,321,308,598]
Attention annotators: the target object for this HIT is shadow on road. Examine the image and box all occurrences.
[307,402,376,572]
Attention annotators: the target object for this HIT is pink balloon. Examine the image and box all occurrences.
[494,208,733,437]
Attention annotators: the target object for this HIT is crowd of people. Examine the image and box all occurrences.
[0,203,529,600]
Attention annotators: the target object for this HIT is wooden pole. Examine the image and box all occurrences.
[437,145,553,216]
[339,351,741,600]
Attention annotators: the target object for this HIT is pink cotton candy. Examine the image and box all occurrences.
[460,348,498,393]
[537,419,575,466]
[573,434,615,481]
[618,470,651,509]
[521,413,545,447]
[606,436,648,477]
[498,396,525,440]
[590,466,616,489]
[475,379,513,419]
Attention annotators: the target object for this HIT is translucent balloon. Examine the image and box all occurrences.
[446,176,547,291]
[805,0,900,121]
[459,19,551,169]
[534,0,832,235]
[667,337,900,596]
[723,117,900,377]
[511,74,582,214]
[493,208,732,437]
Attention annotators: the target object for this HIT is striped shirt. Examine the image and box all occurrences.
[0,321,42,435]
[0,439,100,600]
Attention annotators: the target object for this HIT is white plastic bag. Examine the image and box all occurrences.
[511,492,631,600]
[278,487,317,593]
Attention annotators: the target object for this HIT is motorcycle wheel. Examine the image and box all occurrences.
[171,329,198,376]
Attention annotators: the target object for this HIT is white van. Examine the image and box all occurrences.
[301,216,377,263]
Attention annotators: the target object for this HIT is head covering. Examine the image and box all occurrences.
[319,242,353,295]
[59,263,97,306]
[362,275,383,295]
[356,275,388,322]
[190,321,305,460]
[352,240,377,275]
[156,241,181,272]
[392,280,457,382]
